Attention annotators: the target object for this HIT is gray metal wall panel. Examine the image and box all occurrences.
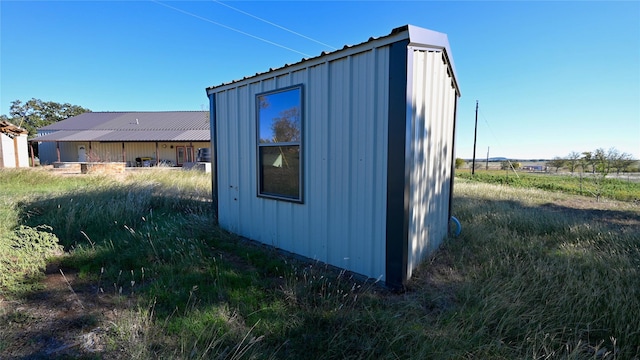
[216,88,241,234]
[213,47,390,281]
[235,84,258,242]
[36,131,58,164]
[37,142,57,164]
[406,49,458,278]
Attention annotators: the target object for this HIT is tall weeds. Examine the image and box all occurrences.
[440,178,640,358]
[2,169,639,359]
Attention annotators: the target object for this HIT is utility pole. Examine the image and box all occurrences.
[472,100,478,175]
[486,146,490,170]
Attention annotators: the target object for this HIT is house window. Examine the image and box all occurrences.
[256,85,303,202]
[176,146,194,166]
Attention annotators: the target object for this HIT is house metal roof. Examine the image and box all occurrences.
[34,111,210,142]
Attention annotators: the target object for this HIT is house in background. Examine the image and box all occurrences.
[206,24,460,288]
[34,111,210,167]
[0,120,30,168]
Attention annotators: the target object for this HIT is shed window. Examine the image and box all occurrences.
[256,85,303,202]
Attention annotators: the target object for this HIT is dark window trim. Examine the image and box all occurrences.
[255,84,304,203]
[385,39,410,290]
[208,93,219,224]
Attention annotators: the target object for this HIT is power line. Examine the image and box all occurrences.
[151,0,313,58]
[479,109,502,148]
[211,0,337,51]
[478,108,519,176]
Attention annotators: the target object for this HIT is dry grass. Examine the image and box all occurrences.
[1,168,639,359]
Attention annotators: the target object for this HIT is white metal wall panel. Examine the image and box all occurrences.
[406,49,457,278]
[0,134,14,167]
[16,135,29,167]
[214,47,390,280]
[1,134,29,168]
[0,136,5,168]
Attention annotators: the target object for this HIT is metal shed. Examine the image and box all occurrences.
[206,24,460,288]
[0,120,29,168]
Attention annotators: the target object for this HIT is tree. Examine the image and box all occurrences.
[455,158,465,169]
[581,151,596,173]
[566,151,581,173]
[8,98,90,136]
[271,107,300,143]
[593,148,610,175]
[546,157,566,172]
[500,160,520,170]
[611,151,635,174]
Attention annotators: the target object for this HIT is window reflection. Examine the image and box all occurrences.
[259,146,300,198]
[256,85,303,202]
[258,88,301,143]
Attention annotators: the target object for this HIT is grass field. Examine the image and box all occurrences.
[1,168,639,359]
[457,169,640,202]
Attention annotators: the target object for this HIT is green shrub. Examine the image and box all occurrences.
[0,225,62,292]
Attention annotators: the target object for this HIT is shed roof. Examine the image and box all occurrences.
[1,120,29,136]
[206,24,459,96]
[34,111,209,142]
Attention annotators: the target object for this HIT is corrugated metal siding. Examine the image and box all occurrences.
[36,130,58,164]
[215,87,242,234]
[16,135,29,167]
[88,142,121,162]
[36,139,208,165]
[123,143,158,164]
[0,134,13,167]
[214,47,390,280]
[58,142,81,162]
[1,134,24,168]
[406,49,458,279]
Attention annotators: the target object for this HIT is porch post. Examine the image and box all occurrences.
[13,137,19,167]
[30,142,35,167]
[155,142,159,166]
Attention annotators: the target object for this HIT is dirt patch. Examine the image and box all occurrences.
[1,261,127,359]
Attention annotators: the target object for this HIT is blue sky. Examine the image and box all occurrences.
[1,1,638,159]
